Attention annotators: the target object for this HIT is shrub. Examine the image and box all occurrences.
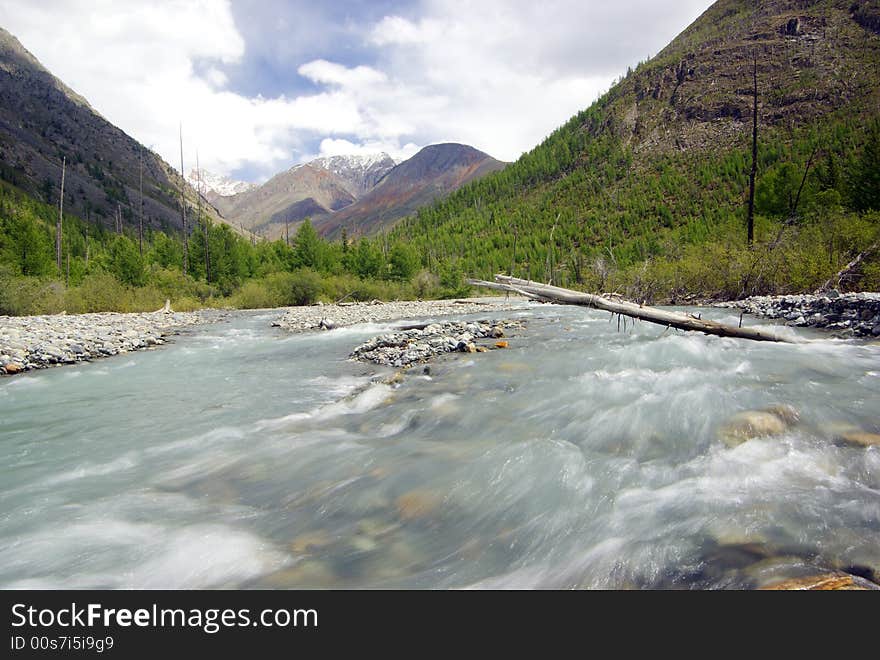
[64,272,131,313]
[284,269,321,306]
[229,280,277,309]
[412,269,440,299]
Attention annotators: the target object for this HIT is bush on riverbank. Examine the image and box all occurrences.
[578,211,880,304]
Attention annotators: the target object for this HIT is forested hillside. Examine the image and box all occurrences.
[0,178,455,315]
[394,0,880,301]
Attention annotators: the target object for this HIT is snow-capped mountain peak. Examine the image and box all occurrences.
[186,169,256,197]
[307,153,396,196]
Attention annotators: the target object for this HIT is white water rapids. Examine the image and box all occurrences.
[1,304,878,588]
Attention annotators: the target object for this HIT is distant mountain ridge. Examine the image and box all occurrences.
[209,160,360,235]
[212,146,504,239]
[313,143,506,238]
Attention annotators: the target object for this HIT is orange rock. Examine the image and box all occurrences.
[494,341,509,349]
[3,363,23,375]
[760,573,876,590]
[395,490,442,522]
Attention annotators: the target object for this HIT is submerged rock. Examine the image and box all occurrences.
[718,406,799,447]
[395,490,443,522]
[264,560,337,587]
[290,530,335,554]
[838,431,880,448]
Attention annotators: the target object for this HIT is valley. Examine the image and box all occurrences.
[0,0,878,594]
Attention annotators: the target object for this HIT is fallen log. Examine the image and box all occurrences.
[815,240,879,294]
[467,275,799,344]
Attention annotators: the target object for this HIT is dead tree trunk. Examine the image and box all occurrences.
[816,240,880,293]
[196,152,209,281]
[747,54,758,245]
[138,151,144,257]
[56,156,65,272]
[178,123,188,277]
[468,274,799,343]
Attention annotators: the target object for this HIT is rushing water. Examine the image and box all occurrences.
[1,304,879,589]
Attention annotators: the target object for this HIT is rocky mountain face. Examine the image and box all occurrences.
[309,153,396,197]
[0,27,221,234]
[214,146,503,239]
[313,143,506,238]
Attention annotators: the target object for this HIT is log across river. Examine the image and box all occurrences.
[468,275,800,343]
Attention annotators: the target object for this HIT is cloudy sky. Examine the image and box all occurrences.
[1,0,712,182]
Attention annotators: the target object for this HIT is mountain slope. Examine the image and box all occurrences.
[314,143,506,238]
[0,27,222,235]
[394,0,880,298]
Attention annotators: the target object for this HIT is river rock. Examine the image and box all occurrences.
[760,572,879,590]
[264,560,337,587]
[0,310,217,376]
[349,534,379,553]
[290,530,335,554]
[716,291,880,337]
[838,431,880,448]
[718,407,796,447]
[274,298,527,333]
[762,404,800,425]
[350,319,525,367]
[395,490,443,522]
[357,518,400,539]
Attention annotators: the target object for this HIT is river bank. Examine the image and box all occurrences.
[272,297,528,332]
[716,291,880,337]
[0,298,529,376]
[0,310,220,375]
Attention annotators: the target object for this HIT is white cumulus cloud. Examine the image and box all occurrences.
[0,0,713,179]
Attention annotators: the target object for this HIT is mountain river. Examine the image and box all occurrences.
[1,304,878,588]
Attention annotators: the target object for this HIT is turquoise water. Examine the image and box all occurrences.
[1,306,878,588]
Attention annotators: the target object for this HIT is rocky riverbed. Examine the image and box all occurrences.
[0,310,217,375]
[272,297,526,332]
[350,319,525,367]
[717,290,880,337]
